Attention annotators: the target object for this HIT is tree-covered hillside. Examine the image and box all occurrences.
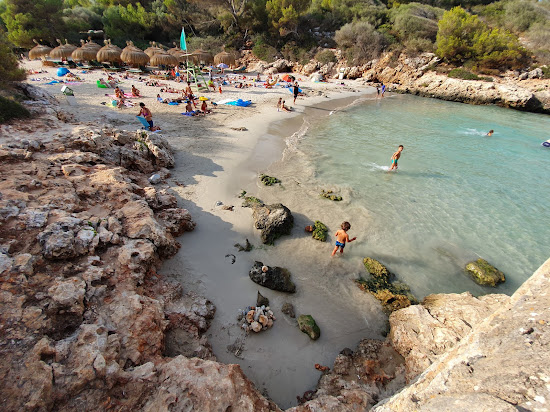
[0,0,549,71]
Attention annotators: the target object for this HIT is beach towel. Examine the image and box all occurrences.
[168,102,179,105]
[225,99,252,107]
[45,80,60,85]
[97,80,108,89]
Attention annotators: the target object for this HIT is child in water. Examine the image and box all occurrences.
[331,221,357,256]
[389,145,403,171]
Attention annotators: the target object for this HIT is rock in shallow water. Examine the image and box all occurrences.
[465,258,505,286]
[249,261,296,293]
[298,315,320,340]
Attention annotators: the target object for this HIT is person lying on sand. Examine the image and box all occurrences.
[281,100,292,112]
[99,78,113,88]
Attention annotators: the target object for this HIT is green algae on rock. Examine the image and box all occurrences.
[356,257,418,314]
[465,258,506,287]
[259,174,281,186]
[320,189,342,201]
[312,220,328,242]
[298,314,321,340]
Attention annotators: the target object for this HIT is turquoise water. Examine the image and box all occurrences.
[298,94,550,297]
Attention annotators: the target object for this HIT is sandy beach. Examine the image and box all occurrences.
[21,60,388,407]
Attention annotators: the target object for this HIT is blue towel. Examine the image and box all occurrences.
[45,80,60,85]
[168,102,179,105]
[225,99,252,107]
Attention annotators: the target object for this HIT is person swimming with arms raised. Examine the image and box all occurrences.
[389,145,403,171]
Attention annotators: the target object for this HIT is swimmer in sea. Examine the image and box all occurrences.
[487,130,494,136]
[389,145,403,171]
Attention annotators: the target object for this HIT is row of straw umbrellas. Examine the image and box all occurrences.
[29,39,238,67]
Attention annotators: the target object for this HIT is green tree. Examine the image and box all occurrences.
[436,7,528,70]
[266,0,311,36]
[0,29,25,83]
[102,2,155,41]
[391,3,443,42]
[1,0,65,47]
[335,20,388,64]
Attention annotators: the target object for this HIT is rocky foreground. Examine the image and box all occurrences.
[1,87,549,411]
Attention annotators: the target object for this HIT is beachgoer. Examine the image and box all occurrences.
[331,221,357,256]
[138,102,158,130]
[389,145,403,171]
[376,86,380,96]
[277,97,282,111]
[381,83,386,97]
[293,82,299,104]
[487,130,494,136]
[131,85,140,97]
[157,94,164,103]
[281,100,291,112]
[185,101,196,115]
[200,100,210,113]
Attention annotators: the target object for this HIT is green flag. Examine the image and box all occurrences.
[180,27,187,51]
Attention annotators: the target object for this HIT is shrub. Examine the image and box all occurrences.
[404,37,435,55]
[0,96,30,123]
[448,68,480,80]
[252,37,278,62]
[436,7,529,70]
[391,3,444,42]
[314,49,337,64]
[335,20,389,65]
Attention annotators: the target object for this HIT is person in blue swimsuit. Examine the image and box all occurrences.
[331,221,357,256]
[389,145,403,171]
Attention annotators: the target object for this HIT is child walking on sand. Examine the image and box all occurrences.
[331,221,357,256]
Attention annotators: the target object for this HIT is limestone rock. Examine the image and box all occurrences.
[252,203,294,244]
[373,259,550,411]
[143,356,280,412]
[157,208,196,236]
[249,261,296,293]
[465,258,505,286]
[142,133,175,168]
[297,314,320,340]
[389,292,508,381]
[144,187,177,210]
[37,217,86,259]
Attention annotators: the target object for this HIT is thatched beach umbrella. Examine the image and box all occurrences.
[121,41,149,66]
[50,39,74,60]
[214,51,235,67]
[150,52,178,67]
[174,52,193,63]
[144,42,164,58]
[96,40,121,63]
[62,40,77,54]
[191,49,213,65]
[168,42,182,56]
[83,39,101,53]
[71,45,98,61]
[29,40,52,60]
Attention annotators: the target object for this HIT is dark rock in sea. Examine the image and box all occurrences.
[320,189,342,201]
[252,203,294,245]
[465,258,506,286]
[256,290,269,307]
[259,174,281,186]
[298,314,320,340]
[340,347,353,356]
[281,302,296,318]
[249,261,296,293]
[356,257,418,314]
[312,220,328,242]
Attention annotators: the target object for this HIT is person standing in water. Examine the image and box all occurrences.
[331,221,357,256]
[381,83,386,97]
[389,145,403,171]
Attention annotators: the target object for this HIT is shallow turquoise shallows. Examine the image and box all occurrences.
[300,94,550,297]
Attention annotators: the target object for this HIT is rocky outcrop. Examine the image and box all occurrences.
[287,340,406,411]
[359,53,550,114]
[249,261,296,293]
[465,258,506,286]
[388,292,508,381]
[373,259,550,411]
[251,202,294,244]
[0,113,276,411]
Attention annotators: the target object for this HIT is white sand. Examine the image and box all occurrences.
[23,60,387,408]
